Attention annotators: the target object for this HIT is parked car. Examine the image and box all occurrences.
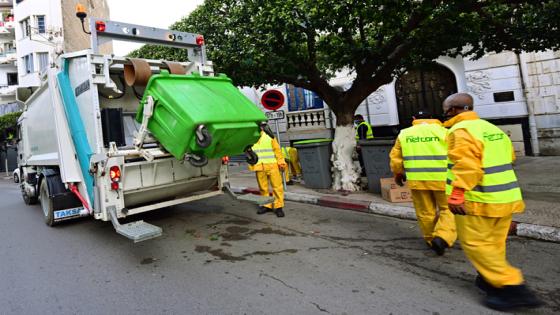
[13,168,19,183]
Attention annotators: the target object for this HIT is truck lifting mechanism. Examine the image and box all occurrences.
[15,6,271,242]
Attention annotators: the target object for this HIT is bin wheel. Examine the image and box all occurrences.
[195,125,212,148]
[188,154,209,167]
[245,148,258,165]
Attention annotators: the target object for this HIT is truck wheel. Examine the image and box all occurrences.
[39,179,56,227]
[195,125,212,148]
[22,187,38,205]
[13,173,19,183]
[188,154,208,167]
[245,148,258,165]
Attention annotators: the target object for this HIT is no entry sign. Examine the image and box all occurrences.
[260,90,285,111]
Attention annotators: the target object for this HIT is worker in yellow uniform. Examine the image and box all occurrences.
[249,126,287,217]
[354,114,373,175]
[281,146,302,185]
[443,93,541,311]
[390,109,456,255]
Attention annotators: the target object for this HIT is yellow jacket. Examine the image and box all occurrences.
[248,132,287,172]
[444,111,525,217]
[390,119,445,191]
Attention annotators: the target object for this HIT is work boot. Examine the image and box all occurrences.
[275,208,285,217]
[475,274,497,294]
[485,284,543,311]
[257,206,269,215]
[286,180,294,185]
[430,236,448,256]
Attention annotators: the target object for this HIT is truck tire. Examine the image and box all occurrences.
[39,179,56,227]
[13,173,19,183]
[22,187,38,205]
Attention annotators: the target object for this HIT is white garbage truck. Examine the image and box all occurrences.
[16,16,269,242]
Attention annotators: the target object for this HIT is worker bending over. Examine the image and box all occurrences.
[282,146,302,185]
[390,109,456,255]
[443,93,541,311]
[249,126,287,217]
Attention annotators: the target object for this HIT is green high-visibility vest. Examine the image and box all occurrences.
[446,119,522,204]
[398,123,448,181]
[355,121,374,140]
[252,133,277,164]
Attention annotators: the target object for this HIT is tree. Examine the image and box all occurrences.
[131,0,560,191]
[0,111,21,144]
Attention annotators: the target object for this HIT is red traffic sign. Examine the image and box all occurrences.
[260,90,285,111]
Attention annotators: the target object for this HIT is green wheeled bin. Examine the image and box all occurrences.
[136,71,267,164]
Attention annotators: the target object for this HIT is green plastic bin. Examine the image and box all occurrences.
[136,71,267,160]
[294,139,333,189]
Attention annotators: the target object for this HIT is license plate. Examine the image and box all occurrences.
[54,207,84,220]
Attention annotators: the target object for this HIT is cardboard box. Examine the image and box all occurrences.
[380,177,413,203]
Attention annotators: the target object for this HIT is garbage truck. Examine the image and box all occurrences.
[15,16,270,242]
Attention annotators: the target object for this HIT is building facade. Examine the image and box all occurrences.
[0,0,18,115]
[13,0,110,87]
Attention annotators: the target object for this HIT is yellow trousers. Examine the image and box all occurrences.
[411,190,457,246]
[455,214,523,288]
[288,148,302,177]
[256,167,284,209]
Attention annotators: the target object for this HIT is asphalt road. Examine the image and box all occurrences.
[1,179,559,315]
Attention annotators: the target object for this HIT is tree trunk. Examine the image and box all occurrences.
[330,107,361,192]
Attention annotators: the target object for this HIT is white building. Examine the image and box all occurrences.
[13,0,110,87]
[250,50,560,156]
[0,0,18,115]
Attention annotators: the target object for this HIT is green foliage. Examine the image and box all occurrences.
[131,1,560,124]
[0,111,21,143]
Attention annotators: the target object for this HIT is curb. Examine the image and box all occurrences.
[232,185,560,243]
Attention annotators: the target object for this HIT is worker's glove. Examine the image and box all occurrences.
[394,173,406,187]
[448,187,466,215]
[278,163,287,170]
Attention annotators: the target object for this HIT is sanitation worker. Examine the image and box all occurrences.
[281,146,302,185]
[389,109,456,255]
[354,114,373,175]
[249,126,287,217]
[443,93,541,311]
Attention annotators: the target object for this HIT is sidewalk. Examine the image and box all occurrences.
[228,156,560,243]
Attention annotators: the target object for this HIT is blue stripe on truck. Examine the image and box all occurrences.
[56,58,94,205]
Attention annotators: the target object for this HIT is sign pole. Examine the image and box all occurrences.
[274,111,287,191]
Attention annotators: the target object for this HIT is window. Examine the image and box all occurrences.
[20,17,29,37]
[23,54,33,74]
[7,73,18,86]
[37,52,48,72]
[36,15,45,34]
[16,0,25,3]
[493,91,515,103]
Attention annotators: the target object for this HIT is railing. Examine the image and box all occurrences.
[286,108,334,131]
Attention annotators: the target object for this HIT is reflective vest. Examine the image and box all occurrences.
[446,119,522,204]
[398,123,448,181]
[252,132,277,164]
[281,147,290,161]
[355,121,374,140]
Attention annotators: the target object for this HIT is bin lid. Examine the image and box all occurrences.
[294,138,333,147]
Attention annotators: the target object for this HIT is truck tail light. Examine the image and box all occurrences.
[109,166,121,182]
[95,20,106,32]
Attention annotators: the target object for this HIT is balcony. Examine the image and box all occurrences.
[286,108,335,141]
[0,49,16,64]
[0,85,16,97]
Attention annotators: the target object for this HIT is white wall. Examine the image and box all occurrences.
[13,0,63,87]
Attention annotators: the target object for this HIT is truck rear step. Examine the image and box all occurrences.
[109,208,162,242]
